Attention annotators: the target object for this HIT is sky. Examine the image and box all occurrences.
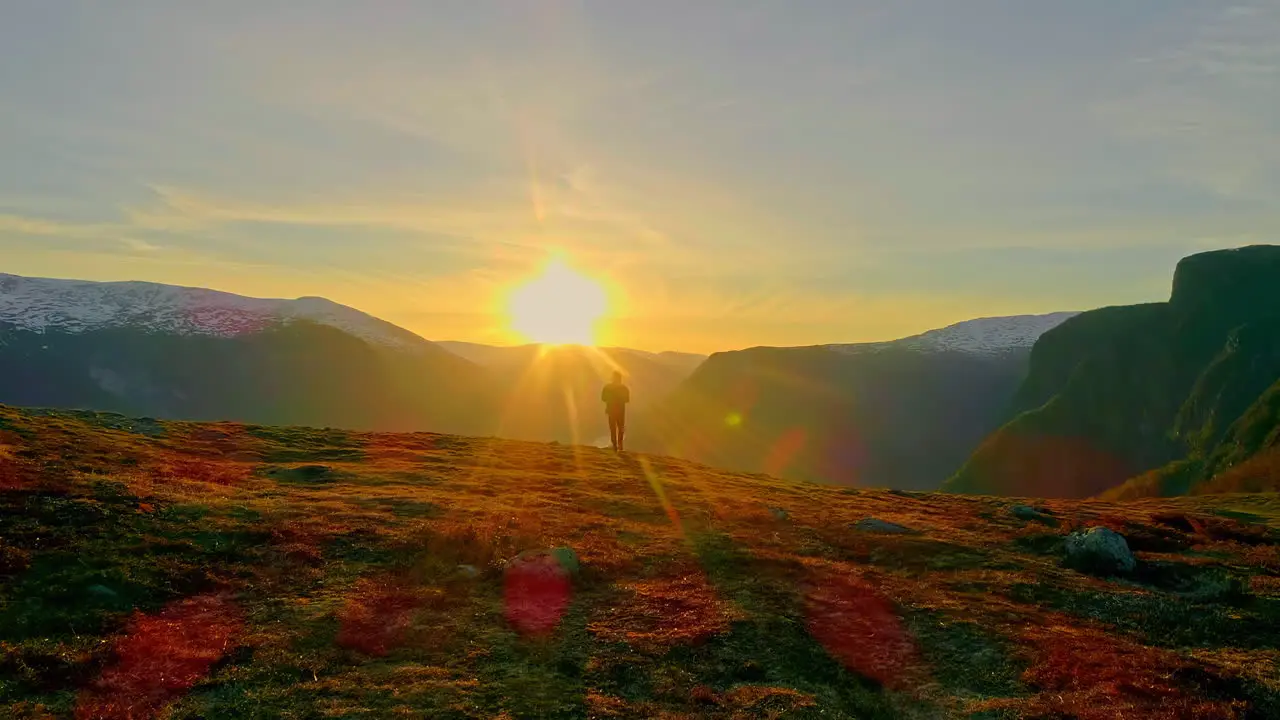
[2,1,1279,353]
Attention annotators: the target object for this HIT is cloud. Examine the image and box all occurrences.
[118,237,162,253]
[0,211,186,259]
[1096,1,1280,198]
[0,213,116,240]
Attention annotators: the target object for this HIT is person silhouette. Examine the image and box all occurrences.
[601,371,630,452]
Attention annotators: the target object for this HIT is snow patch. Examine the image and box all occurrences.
[826,312,1079,356]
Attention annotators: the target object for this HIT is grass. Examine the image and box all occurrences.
[1,404,1279,718]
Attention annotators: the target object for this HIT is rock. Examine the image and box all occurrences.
[1009,505,1058,526]
[852,518,915,534]
[768,507,789,521]
[549,547,580,576]
[294,464,332,480]
[264,464,334,483]
[456,564,480,579]
[1064,526,1136,575]
[510,547,580,577]
[87,584,118,600]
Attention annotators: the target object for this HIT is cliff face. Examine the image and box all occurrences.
[1168,244,1280,318]
[946,245,1280,498]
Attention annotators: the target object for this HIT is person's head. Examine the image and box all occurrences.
[612,371,623,384]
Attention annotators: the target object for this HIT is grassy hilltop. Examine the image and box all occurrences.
[1,404,1279,719]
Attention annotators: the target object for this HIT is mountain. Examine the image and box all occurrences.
[4,403,1278,717]
[438,340,706,375]
[0,273,494,434]
[947,245,1280,499]
[0,273,431,351]
[631,313,1075,490]
[436,341,705,445]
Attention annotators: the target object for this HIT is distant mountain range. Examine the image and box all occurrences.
[0,274,494,435]
[946,245,1280,499]
[629,313,1077,490]
[0,273,703,446]
[437,340,706,375]
[10,247,1276,499]
[0,271,1083,490]
[0,273,427,351]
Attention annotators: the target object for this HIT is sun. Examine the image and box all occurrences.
[507,256,608,345]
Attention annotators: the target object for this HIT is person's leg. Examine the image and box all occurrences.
[608,414,619,450]
[617,413,626,452]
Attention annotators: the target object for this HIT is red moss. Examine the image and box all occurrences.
[803,570,923,689]
[1015,621,1248,720]
[0,456,24,490]
[76,593,242,720]
[152,457,248,486]
[589,570,740,651]
[0,431,34,490]
[336,577,428,656]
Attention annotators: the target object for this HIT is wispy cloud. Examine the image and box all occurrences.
[1097,1,1280,198]
[0,213,163,256]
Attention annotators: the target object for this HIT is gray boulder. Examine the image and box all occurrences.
[1064,526,1136,575]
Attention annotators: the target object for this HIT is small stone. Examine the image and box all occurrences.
[549,547,580,576]
[852,517,915,534]
[295,464,332,480]
[509,547,581,577]
[1064,526,1136,576]
[456,564,480,578]
[1010,505,1058,525]
[769,507,789,521]
[87,584,118,600]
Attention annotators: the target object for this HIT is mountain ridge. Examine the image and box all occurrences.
[0,272,433,353]
[947,245,1280,499]
[633,313,1075,490]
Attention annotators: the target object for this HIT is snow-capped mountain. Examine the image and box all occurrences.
[0,273,431,352]
[826,312,1080,356]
